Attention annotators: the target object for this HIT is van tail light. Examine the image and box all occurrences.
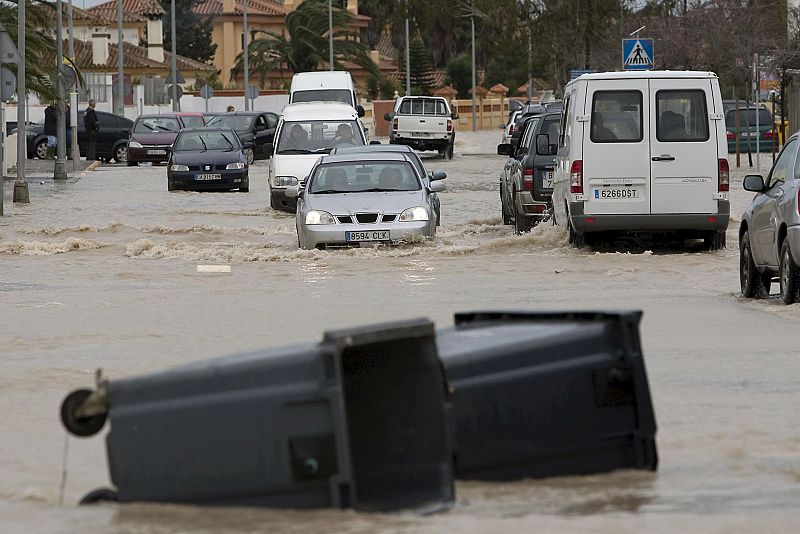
[718,158,729,192]
[523,167,534,191]
[447,120,453,132]
[392,118,398,130]
[764,129,774,140]
[726,131,734,140]
[570,160,583,194]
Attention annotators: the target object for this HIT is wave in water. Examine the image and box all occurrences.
[0,238,107,255]
[18,223,125,236]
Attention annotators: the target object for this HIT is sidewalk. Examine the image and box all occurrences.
[3,158,101,182]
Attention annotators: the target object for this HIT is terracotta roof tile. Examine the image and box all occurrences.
[69,38,214,73]
[193,0,287,16]
[42,1,111,24]
[88,0,165,23]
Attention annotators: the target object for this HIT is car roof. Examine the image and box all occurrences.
[175,112,204,116]
[135,114,182,120]
[211,111,267,117]
[318,152,409,164]
[569,70,718,86]
[281,102,359,121]
[178,127,237,133]
[331,144,414,155]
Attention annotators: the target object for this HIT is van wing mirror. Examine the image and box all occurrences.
[356,105,366,118]
[384,112,394,121]
[497,143,514,156]
[451,112,459,120]
[743,174,765,192]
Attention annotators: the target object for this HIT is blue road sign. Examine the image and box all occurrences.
[570,69,596,80]
[622,39,654,71]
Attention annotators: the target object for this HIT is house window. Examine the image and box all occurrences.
[84,73,108,103]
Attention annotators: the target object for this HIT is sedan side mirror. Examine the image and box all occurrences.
[285,185,302,198]
[498,124,506,129]
[497,143,514,156]
[356,105,366,118]
[743,174,765,192]
[384,112,394,121]
[429,180,446,193]
[242,140,255,149]
[429,170,447,181]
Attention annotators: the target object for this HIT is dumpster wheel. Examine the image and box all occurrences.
[79,487,119,505]
[60,389,108,437]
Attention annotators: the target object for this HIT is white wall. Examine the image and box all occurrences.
[179,94,290,115]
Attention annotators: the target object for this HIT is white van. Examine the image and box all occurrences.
[289,71,365,117]
[551,71,730,249]
[268,102,366,212]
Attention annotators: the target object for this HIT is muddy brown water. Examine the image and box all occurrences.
[1,132,799,533]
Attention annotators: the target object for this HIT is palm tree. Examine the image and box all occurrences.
[0,1,59,102]
[232,0,378,86]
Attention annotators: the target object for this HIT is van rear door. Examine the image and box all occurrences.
[582,79,651,216]
[648,78,719,214]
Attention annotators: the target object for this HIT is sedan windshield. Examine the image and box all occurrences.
[276,120,364,154]
[309,162,420,194]
[134,117,180,133]
[174,130,240,152]
[208,115,255,131]
[180,116,205,129]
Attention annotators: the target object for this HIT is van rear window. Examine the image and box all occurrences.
[590,91,643,143]
[398,99,449,116]
[656,90,709,142]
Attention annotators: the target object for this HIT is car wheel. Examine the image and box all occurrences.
[167,178,175,191]
[244,148,254,165]
[114,144,128,163]
[444,141,454,160]
[705,230,726,251]
[35,140,48,160]
[240,180,249,193]
[513,202,533,235]
[501,186,512,225]
[568,219,586,248]
[779,239,800,304]
[740,230,770,298]
[127,159,138,167]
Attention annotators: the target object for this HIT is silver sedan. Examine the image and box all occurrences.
[287,153,446,250]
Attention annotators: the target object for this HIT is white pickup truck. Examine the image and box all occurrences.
[385,96,458,159]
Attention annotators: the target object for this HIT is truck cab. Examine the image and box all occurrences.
[385,96,458,160]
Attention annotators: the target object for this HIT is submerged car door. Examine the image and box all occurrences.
[649,79,719,214]
[582,79,650,215]
[751,138,797,266]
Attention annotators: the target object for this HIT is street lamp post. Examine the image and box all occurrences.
[54,0,67,180]
[328,0,334,71]
[470,6,476,132]
[68,0,79,168]
[171,0,178,112]
[15,0,26,191]
[243,0,249,110]
[116,0,124,116]
[405,16,410,96]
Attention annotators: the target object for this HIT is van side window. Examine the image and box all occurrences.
[590,91,643,143]
[559,96,570,147]
[656,90,709,142]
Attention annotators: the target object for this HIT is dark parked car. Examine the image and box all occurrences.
[167,128,250,192]
[497,112,559,233]
[127,114,183,166]
[726,106,776,153]
[509,104,546,147]
[26,110,133,162]
[205,111,278,164]
[739,133,800,304]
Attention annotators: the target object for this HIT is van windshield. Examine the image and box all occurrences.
[292,90,353,106]
[276,120,365,154]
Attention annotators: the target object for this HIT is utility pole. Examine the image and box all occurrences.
[68,0,79,168]
[470,2,476,132]
[328,0,334,71]
[171,0,179,112]
[405,17,410,95]
[243,0,250,110]
[54,0,67,180]
[15,0,26,202]
[116,0,124,116]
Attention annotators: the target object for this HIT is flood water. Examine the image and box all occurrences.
[1,131,799,532]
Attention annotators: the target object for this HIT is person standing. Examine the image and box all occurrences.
[84,99,99,161]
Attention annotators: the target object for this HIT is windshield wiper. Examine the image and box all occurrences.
[198,136,208,152]
[312,189,346,195]
[158,126,177,133]
[356,188,409,193]
[220,135,235,151]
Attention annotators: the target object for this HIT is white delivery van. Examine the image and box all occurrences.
[268,102,366,212]
[551,71,730,249]
[289,71,365,117]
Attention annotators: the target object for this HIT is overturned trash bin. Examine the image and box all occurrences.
[438,310,658,480]
[60,319,454,511]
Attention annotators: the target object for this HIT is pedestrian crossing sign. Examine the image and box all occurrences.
[622,39,654,71]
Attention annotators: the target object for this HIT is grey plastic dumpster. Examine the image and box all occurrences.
[62,319,455,511]
[437,310,657,480]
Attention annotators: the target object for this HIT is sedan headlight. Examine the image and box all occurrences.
[170,164,189,172]
[399,206,430,222]
[272,175,298,188]
[226,162,246,170]
[128,141,143,148]
[305,210,336,225]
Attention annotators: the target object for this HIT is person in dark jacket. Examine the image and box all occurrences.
[84,99,99,160]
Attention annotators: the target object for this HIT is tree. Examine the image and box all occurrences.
[0,1,57,102]
[446,54,472,98]
[161,0,216,63]
[232,0,377,85]
[400,36,435,95]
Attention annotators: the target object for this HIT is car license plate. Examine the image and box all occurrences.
[543,171,554,189]
[147,149,167,155]
[196,173,222,181]
[346,230,390,242]
[414,132,431,137]
[595,188,639,199]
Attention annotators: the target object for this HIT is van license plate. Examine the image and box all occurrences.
[543,171,554,188]
[346,230,390,242]
[196,173,222,181]
[595,188,638,199]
